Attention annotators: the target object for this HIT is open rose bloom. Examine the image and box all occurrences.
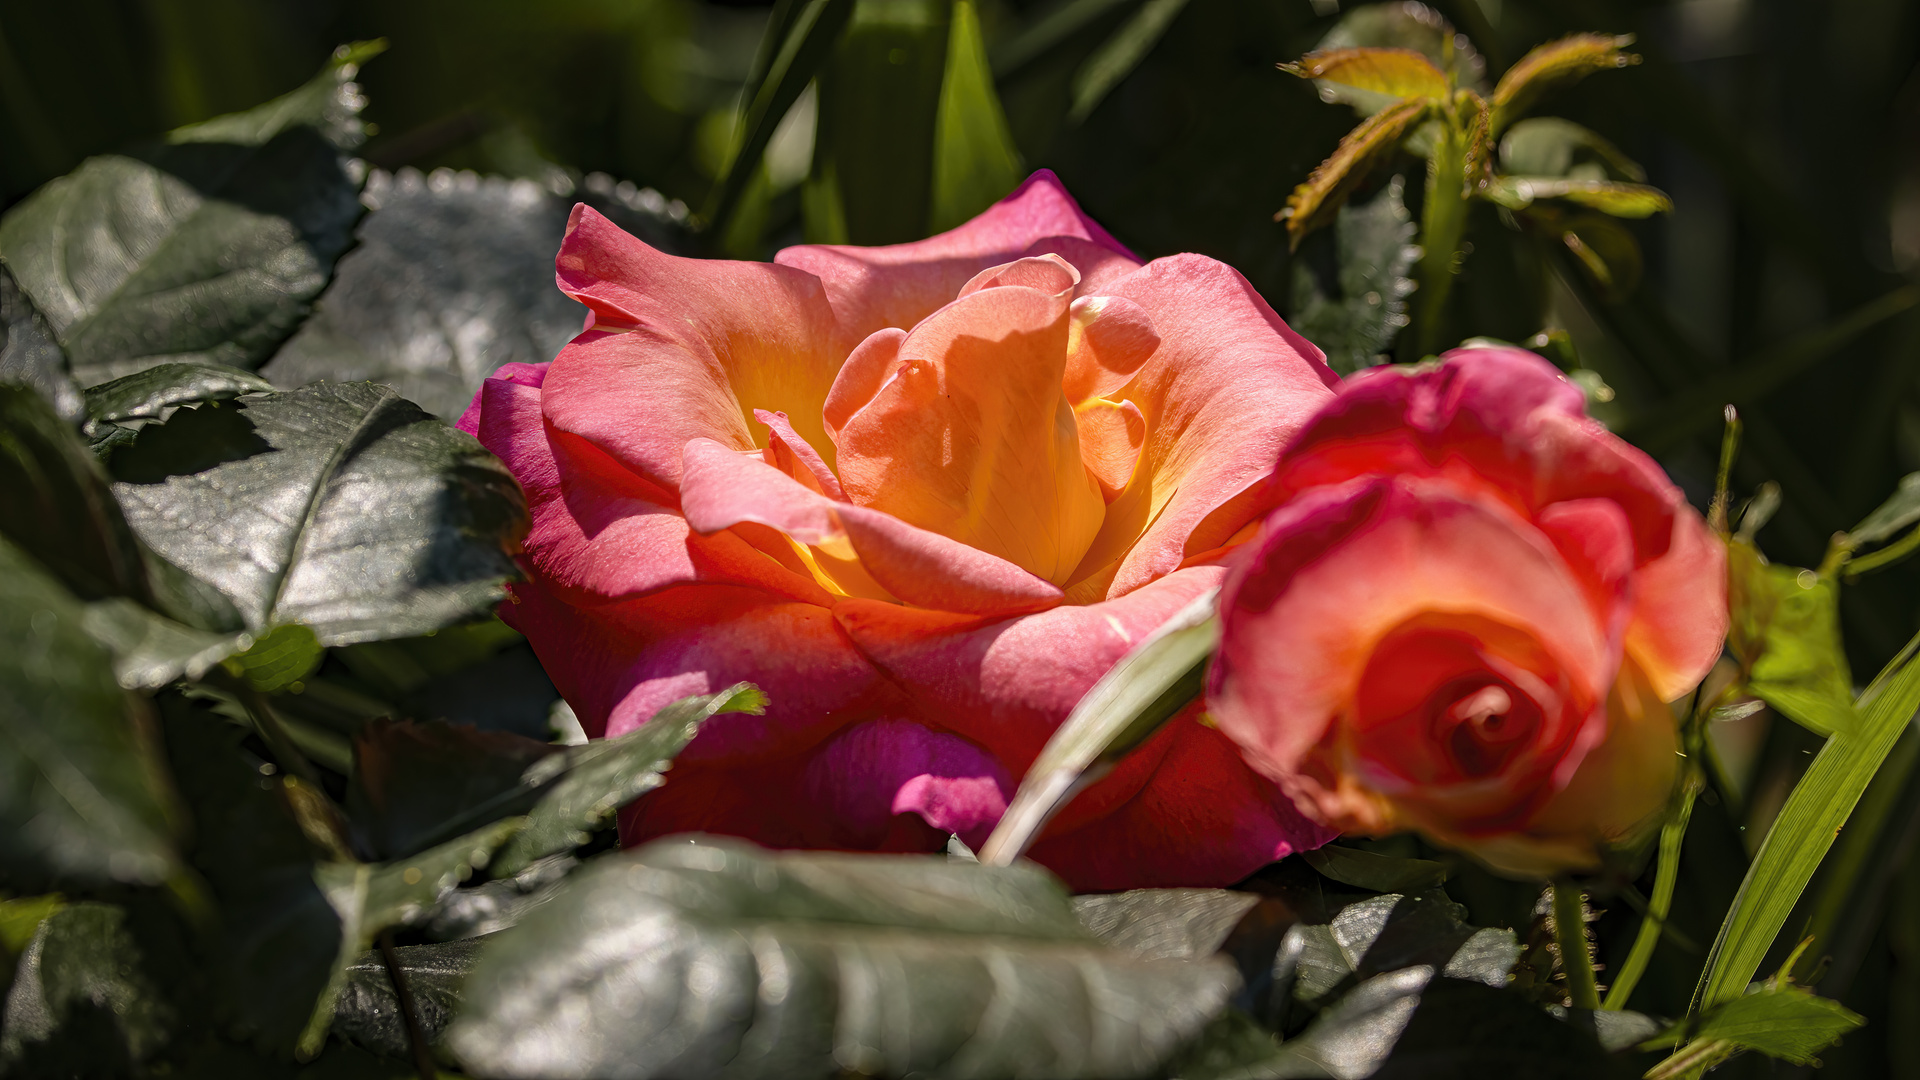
[460,172,1341,890]
[1209,348,1727,877]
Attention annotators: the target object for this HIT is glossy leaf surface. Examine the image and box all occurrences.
[108,381,526,645]
[0,130,362,386]
[449,836,1237,1079]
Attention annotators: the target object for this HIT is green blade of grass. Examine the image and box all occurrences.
[1695,629,1920,1010]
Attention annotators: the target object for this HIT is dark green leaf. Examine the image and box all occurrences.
[1068,0,1194,123]
[83,362,275,430]
[0,535,181,890]
[980,589,1215,866]
[169,41,386,152]
[0,902,176,1075]
[0,360,242,633]
[332,937,483,1062]
[0,261,80,424]
[448,837,1237,1079]
[110,382,527,645]
[332,624,558,741]
[303,819,523,1055]
[159,697,342,1053]
[1373,979,1641,1079]
[79,597,247,689]
[1073,889,1261,960]
[423,854,575,941]
[1302,845,1449,894]
[260,169,686,422]
[1276,891,1518,1017]
[489,683,766,877]
[927,0,1025,232]
[1499,117,1647,183]
[0,129,362,386]
[346,718,557,861]
[1725,540,1855,736]
[0,383,152,605]
[1614,285,1918,454]
[1289,176,1418,375]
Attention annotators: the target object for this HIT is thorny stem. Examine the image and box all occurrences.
[381,930,439,1080]
[1553,880,1601,1011]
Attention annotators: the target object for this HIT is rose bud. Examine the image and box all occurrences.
[459,172,1340,890]
[1209,347,1726,877]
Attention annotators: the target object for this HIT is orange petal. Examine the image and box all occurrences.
[1075,397,1146,501]
[1063,294,1160,404]
[957,253,1079,300]
[835,283,1106,586]
[823,327,906,444]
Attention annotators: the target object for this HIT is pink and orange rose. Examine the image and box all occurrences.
[1208,347,1727,876]
[459,172,1340,890]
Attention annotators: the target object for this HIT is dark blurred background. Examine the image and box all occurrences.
[4,0,1919,1072]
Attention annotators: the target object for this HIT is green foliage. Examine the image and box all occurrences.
[929,0,1026,232]
[1651,977,1866,1078]
[448,836,1238,1079]
[1697,634,1920,1009]
[0,264,80,424]
[1288,176,1418,375]
[3,3,1920,1075]
[1725,539,1858,736]
[0,130,364,385]
[0,534,182,891]
[0,902,178,1074]
[489,683,764,876]
[169,41,387,152]
[84,362,277,431]
[108,381,526,644]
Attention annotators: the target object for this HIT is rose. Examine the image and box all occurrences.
[1207,347,1726,876]
[458,172,1341,890]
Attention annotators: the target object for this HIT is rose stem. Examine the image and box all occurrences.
[1553,880,1602,1011]
[380,929,439,1080]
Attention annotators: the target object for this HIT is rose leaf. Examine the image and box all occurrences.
[0,262,81,424]
[447,836,1236,1079]
[1288,175,1419,375]
[345,717,559,862]
[331,937,484,1063]
[488,683,767,878]
[260,169,686,422]
[0,535,183,891]
[106,381,528,645]
[0,902,180,1075]
[0,127,363,387]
